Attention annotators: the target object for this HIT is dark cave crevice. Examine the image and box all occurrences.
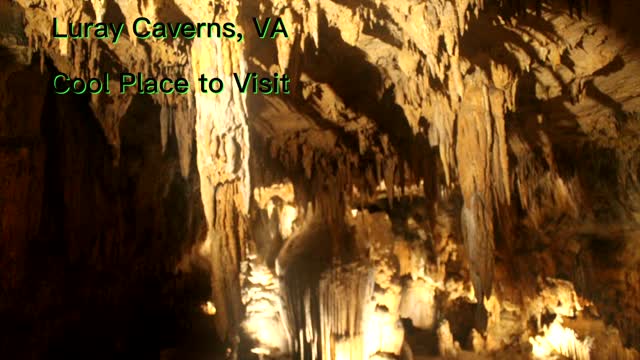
[0,53,221,359]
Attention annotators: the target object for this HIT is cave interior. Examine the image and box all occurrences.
[1,0,640,359]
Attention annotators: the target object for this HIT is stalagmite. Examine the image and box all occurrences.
[529,317,593,360]
[437,320,460,358]
[241,258,289,356]
[319,263,375,360]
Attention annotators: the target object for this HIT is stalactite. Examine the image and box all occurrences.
[318,263,374,360]
[461,193,495,303]
[189,0,251,341]
[90,0,106,23]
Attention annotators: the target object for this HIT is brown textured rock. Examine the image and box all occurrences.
[3,0,640,359]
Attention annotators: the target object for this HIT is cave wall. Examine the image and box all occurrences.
[2,0,640,359]
[0,11,212,355]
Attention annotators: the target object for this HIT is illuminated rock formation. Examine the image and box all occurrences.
[2,0,640,359]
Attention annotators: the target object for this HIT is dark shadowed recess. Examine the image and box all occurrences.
[0,51,224,359]
[461,1,640,347]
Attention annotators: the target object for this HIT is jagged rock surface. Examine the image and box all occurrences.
[2,0,640,359]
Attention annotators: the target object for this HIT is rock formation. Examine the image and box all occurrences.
[1,0,640,359]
